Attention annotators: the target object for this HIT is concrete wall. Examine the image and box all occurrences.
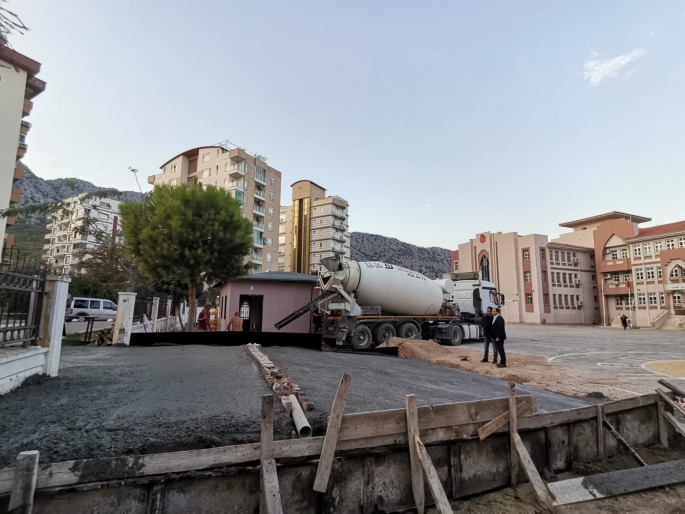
[9,403,666,514]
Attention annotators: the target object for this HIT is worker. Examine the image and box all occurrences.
[492,307,507,368]
[197,302,211,331]
[227,311,243,332]
[480,307,498,364]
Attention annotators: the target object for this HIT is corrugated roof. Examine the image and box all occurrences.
[635,221,685,238]
[559,211,651,228]
[233,272,318,283]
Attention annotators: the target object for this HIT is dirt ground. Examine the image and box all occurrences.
[388,338,645,400]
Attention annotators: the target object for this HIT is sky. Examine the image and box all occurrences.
[8,0,685,250]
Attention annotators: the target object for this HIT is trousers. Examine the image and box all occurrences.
[494,339,506,365]
[483,335,498,361]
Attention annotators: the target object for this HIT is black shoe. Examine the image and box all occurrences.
[492,360,498,364]
[497,363,507,368]
[480,359,488,363]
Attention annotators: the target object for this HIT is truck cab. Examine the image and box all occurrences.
[443,272,504,321]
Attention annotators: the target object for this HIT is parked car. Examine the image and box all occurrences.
[66,297,118,321]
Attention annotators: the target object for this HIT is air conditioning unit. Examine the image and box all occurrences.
[573,258,579,263]
[604,250,612,255]
[603,273,612,280]
[18,142,28,149]
[575,279,581,285]
[578,301,583,306]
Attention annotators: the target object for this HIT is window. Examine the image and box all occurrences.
[65,256,71,265]
[269,192,275,202]
[635,268,644,280]
[610,249,618,259]
[279,213,286,223]
[524,271,531,282]
[633,245,642,257]
[670,267,680,278]
[554,251,560,262]
[453,260,459,272]
[525,293,533,305]
[552,294,557,306]
[660,292,665,305]
[613,274,620,283]
[564,294,569,306]
[624,273,631,282]
[171,164,177,173]
[278,235,286,245]
[646,267,655,280]
[279,225,286,234]
[265,237,273,246]
[666,239,675,250]
[616,296,623,306]
[562,273,567,284]
[643,243,652,255]
[674,292,682,304]
[649,292,657,305]
[621,248,628,259]
[543,294,549,305]
[655,241,663,254]
[570,295,575,307]
[268,207,274,216]
[542,271,547,282]
[202,152,210,163]
[89,300,101,309]
[266,253,272,263]
[657,267,662,279]
[201,168,211,178]
[523,249,530,261]
[556,272,561,284]
[561,252,566,262]
[540,248,546,260]
[270,177,276,186]
[679,237,685,249]
[626,295,634,306]
[267,222,274,231]
[637,293,646,306]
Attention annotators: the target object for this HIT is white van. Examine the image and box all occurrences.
[66,297,118,322]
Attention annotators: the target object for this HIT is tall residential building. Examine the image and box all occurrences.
[0,40,46,249]
[278,180,350,274]
[148,144,282,272]
[42,194,121,275]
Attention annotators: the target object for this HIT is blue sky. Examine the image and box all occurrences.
[9,0,685,249]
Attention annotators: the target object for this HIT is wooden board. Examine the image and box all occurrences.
[657,389,685,418]
[513,433,553,509]
[8,450,39,514]
[602,419,646,467]
[478,399,532,441]
[313,374,351,493]
[414,436,452,514]
[508,383,519,488]
[597,405,606,463]
[656,400,669,448]
[405,395,424,514]
[260,459,283,514]
[548,459,685,506]
[261,395,274,461]
[664,412,685,438]
[658,379,685,398]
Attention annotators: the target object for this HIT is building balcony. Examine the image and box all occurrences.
[253,204,265,215]
[20,121,30,136]
[226,180,244,191]
[22,99,33,117]
[253,221,264,231]
[604,283,632,296]
[5,216,17,227]
[228,164,245,178]
[254,188,265,200]
[332,220,346,229]
[250,254,263,263]
[43,244,50,250]
[147,175,156,185]
[331,208,346,218]
[16,143,27,159]
[253,239,263,248]
[13,164,24,182]
[4,233,14,248]
[9,187,21,204]
[255,172,266,185]
[332,244,345,253]
[332,233,345,242]
[597,258,632,273]
[229,149,246,162]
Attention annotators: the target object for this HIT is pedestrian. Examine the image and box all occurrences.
[492,307,507,368]
[480,307,498,363]
[227,311,244,332]
[197,302,212,331]
[620,314,628,330]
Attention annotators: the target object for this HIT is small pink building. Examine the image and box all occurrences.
[218,272,319,333]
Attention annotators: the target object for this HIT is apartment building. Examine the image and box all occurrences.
[278,180,350,274]
[148,145,282,272]
[0,39,46,249]
[456,231,599,325]
[42,194,121,274]
[555,212,685,328]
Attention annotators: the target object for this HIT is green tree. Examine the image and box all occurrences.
[119,183,253,331]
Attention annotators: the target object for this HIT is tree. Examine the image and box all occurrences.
[119,183,253,331]
[1,0,28,43]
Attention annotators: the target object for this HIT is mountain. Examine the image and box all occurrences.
[350,232,451,279]
[5,167,145,261]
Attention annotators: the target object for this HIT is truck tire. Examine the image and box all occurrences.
[398,322,420,340]
[372,323,396,346]
[348,325,373,350]
[447,326,463,346]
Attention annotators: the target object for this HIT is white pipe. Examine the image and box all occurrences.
[288,394,312,438]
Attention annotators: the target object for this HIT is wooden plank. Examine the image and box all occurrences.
[337,395,537,441]
[603,419,647,467]
[405,395,425,514]
[414,436,452,514]
[313,374,351,493]
[597,405,606,464]
[549,458,685,506]
[658,379,685,398]
[261,394,274,460]
[478,399,532,441]
[513,433,554,509]
[508,382,519,488]
[657,388,685,418]
[8,450,39,514]
[664,412,685,438]
[260,459,283,514]
[657,400,669,448]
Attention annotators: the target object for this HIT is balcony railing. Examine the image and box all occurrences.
[255,171,266,184]
[332,244,345,253]
[253,205,265,214]
[229,164,245,178]
[331,208,346,218]
[332,220,345,229]
[332,233,345,241]
[254,189,265,199]
[253,221,264,230]
[251,254,263,263]
[226,180,244,190]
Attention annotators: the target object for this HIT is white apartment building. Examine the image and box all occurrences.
[0,39,46,249]
[148,144,282,273]
[42,194,121,274]
[278,180,350,274]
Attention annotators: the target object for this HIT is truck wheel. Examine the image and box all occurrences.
[398,322,420,340]
[372,323,396,346]
[447,326,463,346]
[348,325,373,350]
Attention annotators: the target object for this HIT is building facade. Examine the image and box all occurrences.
[0,40,46,249]
[42,194,121,275]
[278,180,350,274]
[148,145,282,273]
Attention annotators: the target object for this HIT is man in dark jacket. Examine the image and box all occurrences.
[491,307,507,368]
[480,307,498,363]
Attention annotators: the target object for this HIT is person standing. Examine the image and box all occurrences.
[227,311,244,332]
[492,307,507,368]
[480,307,498,363]
[620,314,628,330]
[197,302,211,331]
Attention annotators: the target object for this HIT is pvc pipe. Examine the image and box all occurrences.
[288,394,312,438]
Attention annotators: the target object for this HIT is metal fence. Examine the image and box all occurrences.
[0,246,46,348]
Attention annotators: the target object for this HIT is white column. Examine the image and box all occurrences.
[39,275,71,377]
[151,297,160,332]
[111,292,137,345]
[165,299,172,331]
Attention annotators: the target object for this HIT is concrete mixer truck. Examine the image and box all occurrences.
[275,258,504,350]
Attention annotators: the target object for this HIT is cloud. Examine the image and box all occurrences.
[582,49,647,86]
[425,204,431,208]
